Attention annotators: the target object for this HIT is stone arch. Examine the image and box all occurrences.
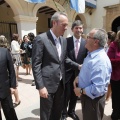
[32,1,66,34]
[107,15,120,33]
[72,14,87,32]
[5,0,24,15]
[112,16,120,32]
[33,0,66,16]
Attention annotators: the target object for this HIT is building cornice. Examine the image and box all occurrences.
[14,15,38,23]
[104,4,120,9]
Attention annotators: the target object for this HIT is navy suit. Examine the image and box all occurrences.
[0,47,18,120]
[63,36,87,115]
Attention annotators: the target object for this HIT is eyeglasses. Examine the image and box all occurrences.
[87,36,95,39]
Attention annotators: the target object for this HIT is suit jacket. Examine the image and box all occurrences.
[32,31,79,93]
[0,47,16,99]
[65,36,87,83]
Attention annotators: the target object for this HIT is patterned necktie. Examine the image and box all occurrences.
[55,39,61,60]
[75,40,79,58]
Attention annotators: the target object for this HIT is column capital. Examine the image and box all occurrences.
[14,15,38,23]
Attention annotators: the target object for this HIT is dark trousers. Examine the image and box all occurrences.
[111,80,120,119]
[62,80,77,115]
[0,110,2,120]
[40,80,64,120]
[81,94,105,120]
[0,94,18,120]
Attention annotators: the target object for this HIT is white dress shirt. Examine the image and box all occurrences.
[73,36,81,57]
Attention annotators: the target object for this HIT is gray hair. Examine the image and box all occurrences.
[0,35,9,48]
[93,28,108,47]
[50,11,67,27]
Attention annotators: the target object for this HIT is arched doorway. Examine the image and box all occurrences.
[36,6,56,34]
[75,15,81,21]
[112,16,120,33]
[0,0,17,42]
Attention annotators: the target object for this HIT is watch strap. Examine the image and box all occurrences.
[80,88,83,94]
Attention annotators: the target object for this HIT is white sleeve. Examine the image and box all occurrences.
[11,41,20,53]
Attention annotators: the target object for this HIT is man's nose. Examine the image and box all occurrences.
[65,26,68,30]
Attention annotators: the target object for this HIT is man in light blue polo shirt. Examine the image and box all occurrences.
[74,28,112,120]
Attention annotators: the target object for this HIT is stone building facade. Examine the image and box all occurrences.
[0,0,120,41]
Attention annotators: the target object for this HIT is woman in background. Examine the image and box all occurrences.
[11,34,22,80]
[21,35,30,75]
[11,34,21,107]
[105,31,116,104]
[108,30,120,120]
[27,32,35,86]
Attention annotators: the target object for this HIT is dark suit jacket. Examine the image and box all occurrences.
[32,31,79,93]
[65,36,87,83]
[0,47,16,99]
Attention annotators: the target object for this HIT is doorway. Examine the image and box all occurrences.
[112,16,120,33]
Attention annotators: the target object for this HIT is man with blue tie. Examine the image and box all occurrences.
[61,20,87,120]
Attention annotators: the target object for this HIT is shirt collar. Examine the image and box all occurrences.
[50,29,59,41]
[88,48,104,58]
[73,36,81,43]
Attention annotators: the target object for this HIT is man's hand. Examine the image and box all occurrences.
[39,87,48,98]
[73,76,78,89]
[20,49,23,53]
[78,64,82,70]
[74,88,81,97]
[10,88,16,94]
[73,76,81,97]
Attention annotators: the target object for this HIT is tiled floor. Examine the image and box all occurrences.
[1,66,112,120]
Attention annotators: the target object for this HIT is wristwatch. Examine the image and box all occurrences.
[80,88,83,94]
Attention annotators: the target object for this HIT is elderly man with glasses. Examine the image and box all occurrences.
[74,28,112,120]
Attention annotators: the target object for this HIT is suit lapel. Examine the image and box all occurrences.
[67,37,76,61]
[46,31,59,61]
[71,37,76,60]
[71,37,77,61]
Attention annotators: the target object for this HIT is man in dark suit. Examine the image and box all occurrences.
[32,12,80,120]
[61,20,87,120]
[0,36,18,120]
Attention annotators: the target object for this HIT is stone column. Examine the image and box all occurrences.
[14,15,38,38]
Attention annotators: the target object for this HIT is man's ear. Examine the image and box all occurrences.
[52,20,55,25]
[94,39,99,45]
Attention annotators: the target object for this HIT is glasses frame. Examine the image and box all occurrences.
[87,35,96,39]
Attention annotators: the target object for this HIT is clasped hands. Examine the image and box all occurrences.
[39,63,83,99]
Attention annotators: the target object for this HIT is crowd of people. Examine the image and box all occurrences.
[0,32,35,120]
[0,11,120,120]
